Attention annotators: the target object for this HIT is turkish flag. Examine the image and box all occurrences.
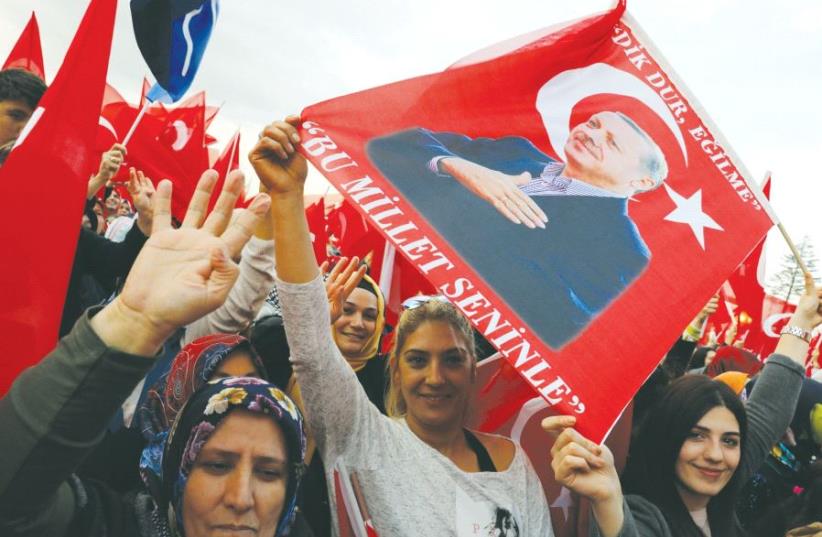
[156,92,208,174]
[0,0,117,393]
[306,197,329,264]
[2,12,46,80]
[209,130,241,212]
[119,95,211,220]
[758,293,796,357]
[95,82,142,151]
[300,0,774,440]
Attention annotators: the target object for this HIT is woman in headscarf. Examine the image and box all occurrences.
[78,334,266,494]
[0,167,306,536]
[137,334,267,499]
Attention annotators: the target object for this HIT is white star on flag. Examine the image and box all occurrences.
[550,486,575,522]
[663,185,723,249]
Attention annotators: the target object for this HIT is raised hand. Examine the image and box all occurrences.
[252,116,317,284]
[321,257,367,324]
[87,143,127,198]
[440,157,547,229]
[99,143,126,179]
[249,116,307,197]
[90,170,270,356]
[774,271,822,368]
[127,167,156,235]
[543,415,624,537]
[790,271,822,330]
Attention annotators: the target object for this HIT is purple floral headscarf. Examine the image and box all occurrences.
[161,377,305,536]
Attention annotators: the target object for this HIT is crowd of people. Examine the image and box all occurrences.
[1,66,821,537]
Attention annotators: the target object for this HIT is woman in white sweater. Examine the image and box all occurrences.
[251,116,554,537]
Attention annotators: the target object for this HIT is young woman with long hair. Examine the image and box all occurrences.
[544,272,822,537]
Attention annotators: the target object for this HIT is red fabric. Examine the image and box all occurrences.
[726,176,771,352]
[300,1,773,440]
[140,76,151,107]
[705,346,763,377]
[330,200,387,280]
[0,0,117,393]
[305,197,329,264]
[117,96,210,220]
[333,470,355,537]
[95,82,135,151]
[757,293,796,357]
[156,93,208,177]
[2,12,45,80]
[209,130,241,212]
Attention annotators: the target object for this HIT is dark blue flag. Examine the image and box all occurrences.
[130,0,219,103]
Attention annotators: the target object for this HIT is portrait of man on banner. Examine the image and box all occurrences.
[367,87,668,349]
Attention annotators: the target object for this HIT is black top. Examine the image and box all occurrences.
[464,429,497,472]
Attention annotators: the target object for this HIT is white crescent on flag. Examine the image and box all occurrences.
[170,119,192,151]
[762,312,793,338]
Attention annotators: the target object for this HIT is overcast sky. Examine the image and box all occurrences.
[3,0,821,287]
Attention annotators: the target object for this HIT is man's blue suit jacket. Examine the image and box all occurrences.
[367,128,650,349]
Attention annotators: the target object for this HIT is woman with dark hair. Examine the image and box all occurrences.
[620,375,748,536]
[252,117,553,535]
[543,271,822,537]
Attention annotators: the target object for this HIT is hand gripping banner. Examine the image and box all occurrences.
[300,0,774,441]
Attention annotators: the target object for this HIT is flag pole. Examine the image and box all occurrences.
[226,130,239,172]
[777,222,811,276]
[768,170,811,277]
[121,100,151,146]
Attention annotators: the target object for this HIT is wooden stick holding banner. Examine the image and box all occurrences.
[121,100,151,147]
[778,221,811,276]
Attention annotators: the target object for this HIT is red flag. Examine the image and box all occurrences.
[727,176,771,352]
[0,0,117,393]
[156,93,209,175]
[330,200,389,280]
[120,95,210,220]
[3,12,45,80]
[140,76,151,107]
[758,293,796,357]
[209,131,241,212]
[306,197,329,264]
[300,1,774,440]
[95,82,135,151]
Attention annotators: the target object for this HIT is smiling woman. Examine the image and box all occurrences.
[543,271,822,537]
[257,116,554,536]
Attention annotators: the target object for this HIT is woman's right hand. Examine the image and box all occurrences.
[249,116,307,198]
[321,257,367,324]
[543,415,624,537]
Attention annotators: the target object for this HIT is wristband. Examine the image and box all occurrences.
[683,324,701,342]
[780,325,812,343]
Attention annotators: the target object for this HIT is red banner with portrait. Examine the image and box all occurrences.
[300,0,774,441]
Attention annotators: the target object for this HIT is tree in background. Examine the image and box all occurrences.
[767,236,820,302]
